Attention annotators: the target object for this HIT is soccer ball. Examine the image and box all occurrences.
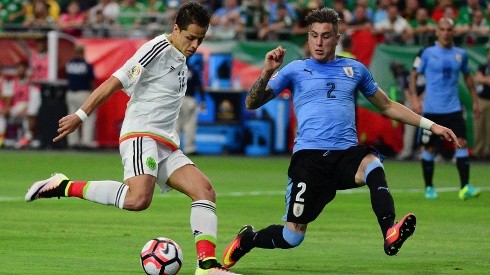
[140,237,183,275]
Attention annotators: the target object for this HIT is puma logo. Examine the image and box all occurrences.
[303,69,313,75]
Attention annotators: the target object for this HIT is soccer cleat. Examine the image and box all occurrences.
[25,173,69,202]
[384,213,416,256]
[15,136,31,149]
[222,225,254,268]
[424,186,438,199]
[195,265,241,275]
[458,184,481,200]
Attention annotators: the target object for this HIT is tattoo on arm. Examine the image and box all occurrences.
[246,77,276,109]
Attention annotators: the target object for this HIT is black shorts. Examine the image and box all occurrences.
[284,145,381,224]
[418,111,466,147]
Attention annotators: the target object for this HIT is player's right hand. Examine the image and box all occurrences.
[53,113,83,142]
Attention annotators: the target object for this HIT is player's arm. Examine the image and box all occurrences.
[368,88,460,147]
[408,70,422,114]
[246,72,276,109]
[474,69,490,85]
[53,76,123,142]
[463,72,480,119]
[246,46,286,109]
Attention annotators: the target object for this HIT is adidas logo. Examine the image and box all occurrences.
[170,66,175,71]
[193,230,203,237]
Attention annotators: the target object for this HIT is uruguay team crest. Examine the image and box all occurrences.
[343,66,354,78]
[455,54,462,63]
[293,203,304,217]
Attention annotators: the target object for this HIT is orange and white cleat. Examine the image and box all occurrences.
[222,225,254,268]
[384,213,416,256]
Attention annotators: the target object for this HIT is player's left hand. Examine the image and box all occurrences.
[53,113,83,142]
[431,124,460,148]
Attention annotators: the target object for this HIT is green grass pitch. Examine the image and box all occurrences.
[1,150,488,274]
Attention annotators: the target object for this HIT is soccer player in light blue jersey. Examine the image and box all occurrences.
[410,17,482,200]
[222,8,460,268]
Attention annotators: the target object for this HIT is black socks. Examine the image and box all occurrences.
[365,167,395,237]
[241,224,293,251]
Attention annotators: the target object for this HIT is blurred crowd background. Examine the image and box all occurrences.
[1,0,489,157]
[1,0,489,47]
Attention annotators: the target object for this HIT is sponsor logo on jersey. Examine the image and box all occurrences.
[343,66,354,78]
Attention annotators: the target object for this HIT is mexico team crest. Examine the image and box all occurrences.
[343,66,354,78]
[146,157,156,171]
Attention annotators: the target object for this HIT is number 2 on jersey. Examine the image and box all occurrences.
[326,82,336,98]
[295,182,306,202]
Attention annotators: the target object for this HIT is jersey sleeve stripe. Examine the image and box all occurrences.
[139,41,170,68]
[138,40,166,64]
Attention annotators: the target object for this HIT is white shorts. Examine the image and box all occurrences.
[120,136,194,192]
[10,102,28,119]
[27,87,41,116]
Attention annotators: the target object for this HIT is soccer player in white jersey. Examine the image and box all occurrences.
[25,3,238,275]
[222,8,460,269]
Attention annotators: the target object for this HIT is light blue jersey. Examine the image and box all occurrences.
[268,57,378,152]
[413,43,470,114]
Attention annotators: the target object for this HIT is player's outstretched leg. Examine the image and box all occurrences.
[25,173,68,202]
[222,225,255,268]
[384,213,416,256]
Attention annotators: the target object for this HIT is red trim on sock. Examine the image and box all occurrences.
[196,240,216,260]
[68,181,87,198]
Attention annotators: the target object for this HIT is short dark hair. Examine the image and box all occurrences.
[175,2,211,31]
[305,8,341,35]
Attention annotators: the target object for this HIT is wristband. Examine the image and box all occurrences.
[419,117,435,130]
[75,109,88,122]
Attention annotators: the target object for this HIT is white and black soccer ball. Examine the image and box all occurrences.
[140,237,183,275]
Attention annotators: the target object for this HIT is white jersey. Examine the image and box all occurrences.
[112,34,187,150]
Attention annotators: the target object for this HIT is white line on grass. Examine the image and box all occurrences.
[2,186,489,202]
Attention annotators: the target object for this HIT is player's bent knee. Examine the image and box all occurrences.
[283,226,305,247]
[125,195,152,211]
[191,181,216,202]
[363,158,384,183]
